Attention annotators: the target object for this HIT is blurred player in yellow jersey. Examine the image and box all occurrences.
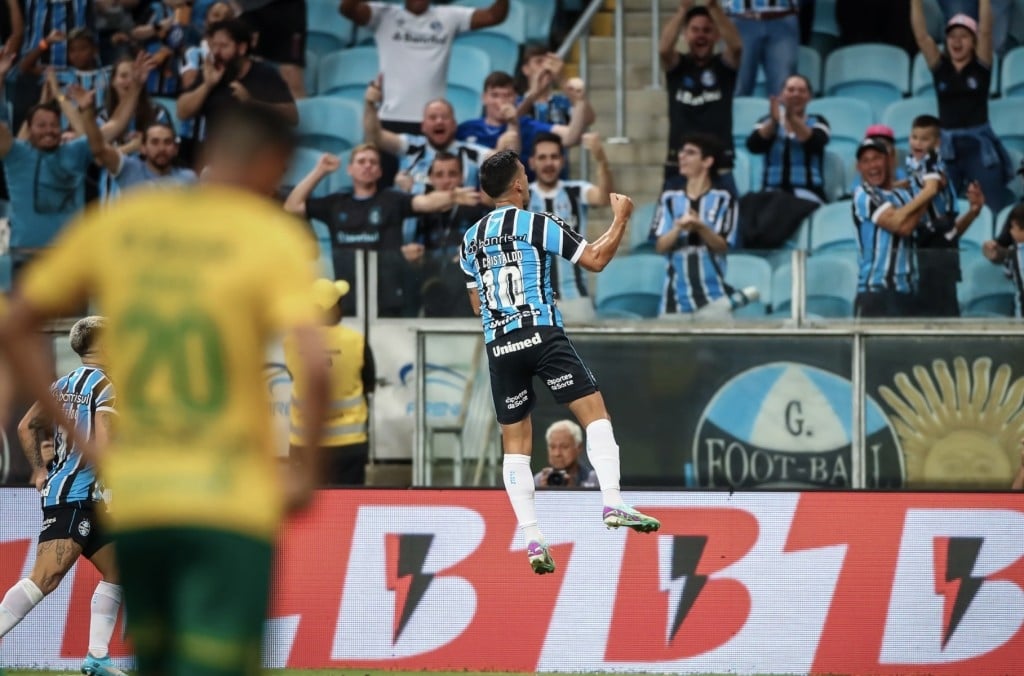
[0,104,331,676]
[285,279,376,486]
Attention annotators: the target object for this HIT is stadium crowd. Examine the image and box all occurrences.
[0,0,1023,322]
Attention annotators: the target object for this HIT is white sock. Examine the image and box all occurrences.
[502,454,543,544]
[0,578,44,637]
[586,419,623,507]
[88,581,122,659]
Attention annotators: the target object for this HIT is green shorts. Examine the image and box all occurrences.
[113,527,273,676]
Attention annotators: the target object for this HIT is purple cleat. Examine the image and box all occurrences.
[527,540,556,574]
[603,505,661,533]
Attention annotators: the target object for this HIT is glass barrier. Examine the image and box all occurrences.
[416,327,1024,491]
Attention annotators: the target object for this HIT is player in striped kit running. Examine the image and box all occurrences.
[460,150,660,575]
[0,317,125,676]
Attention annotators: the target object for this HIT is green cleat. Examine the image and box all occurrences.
[603,505,661,533]
[527,540,556,574]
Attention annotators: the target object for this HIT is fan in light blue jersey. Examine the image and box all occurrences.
[527,132,612,319]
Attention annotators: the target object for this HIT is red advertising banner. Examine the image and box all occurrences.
[2,489,1023,674]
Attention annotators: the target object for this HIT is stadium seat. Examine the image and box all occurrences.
[996,203,1017,237]
[0,254,10,292]
[1001,46,1024,98]
[913,50,1000,96]
[733,149,752,195]
[304,50,319,96]
[282,146,332,198]
[1006,149,1024,201]
[594,254,667,318]
[810,199,857,253]
[725,253,771,317]
[318,47,380,105]
[958,200,995,251]
[454,0,527,73]
[296,98,363,155]
[733,97,767,147]
[805,252,858,317]
[923,0,947,42]
[990,98,1024,155]
[151,96,182,137]
[630,201,659,252]
[881,96,938,145]
[823,149,848,202]
[446,44,491,123]
[960,256,1016,316]
[798,45,823,94]
[824,44,910,120]
[518,0,556,44]
[786,217,811,251]
[306,0,355,55]
[807,97,875,171]
[809,0,839,57]
[771,262,794,316]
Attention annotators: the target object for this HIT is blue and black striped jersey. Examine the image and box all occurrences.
[460,205,587,343]
[853,184,916,293]
[907,152,958,236]
[528,180,594,301]
[42,366,115,507]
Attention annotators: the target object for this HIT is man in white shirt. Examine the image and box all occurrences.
[340,0,510,181]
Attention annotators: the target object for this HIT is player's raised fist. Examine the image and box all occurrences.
[610,193,634,220]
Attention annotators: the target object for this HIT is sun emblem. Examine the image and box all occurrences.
[877,357,1024,488]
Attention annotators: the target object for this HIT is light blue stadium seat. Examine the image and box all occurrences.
[446,44,491,123]
[454,0,526,73]
[318,47,379,105]
[0,254,11,293]
[809,0,838,57]
[1001,46,1024,98]
[810,199,857,253]
[733,149,751,195]
[296,98,362,155]
[518,0,556,44]
[958,200,995,251]
[805,252,858,317]
[725,253,772,317]
[732,97,767,147]
[594,254,667,319]
[306,0,354,55]
[151,96,182,137]
[996,203,1017,236]
[771,262,793,315]
[823,149,847,202]
[960,256,1016,316]
[807,97,875,172]
[798,45,823,93]
[630,201,659,252]
[1006,149,1024,200]
[824,45,910,120]
[990,98,1024,155]
[913,50,1000,97]
[786,217,811,251]
[304,50,319,96]
[881,96,938,146]
[282,147,332,198]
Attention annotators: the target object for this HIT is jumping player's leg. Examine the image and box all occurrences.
[567,392,622,507]
[81,543,126,675]
[501,416,555,574]
[0,537,83,637]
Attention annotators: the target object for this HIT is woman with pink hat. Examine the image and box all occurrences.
[910,0,1014,214]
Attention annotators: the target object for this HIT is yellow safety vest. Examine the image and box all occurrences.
[285,324,368,447]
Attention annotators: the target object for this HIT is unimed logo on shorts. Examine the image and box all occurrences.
[491,331,542,357]
[693,363,904,489]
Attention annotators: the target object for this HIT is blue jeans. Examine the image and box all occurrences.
[733,15,800,97]
[946,134,1014,215]
[937,0,1012,56]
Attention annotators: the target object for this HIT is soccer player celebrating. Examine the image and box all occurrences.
[0,317,124,676]
[0,104,331,676]
[459,150,660,575]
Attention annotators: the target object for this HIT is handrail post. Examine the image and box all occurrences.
[608,0,629,144]
[579,34,590,181]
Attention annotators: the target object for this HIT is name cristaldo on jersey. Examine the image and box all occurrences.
[492,332,542,357]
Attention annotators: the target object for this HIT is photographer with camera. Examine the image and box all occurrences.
[534,420,597,489]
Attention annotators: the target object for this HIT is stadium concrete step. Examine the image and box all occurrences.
[622,0,686,11]
[588,62,656,90]
[588,88,664,117]
[600,138,667,165]
[587,36,659,66]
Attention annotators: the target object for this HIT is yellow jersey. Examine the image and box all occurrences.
[285,323,368,447]
[19,185,318,541]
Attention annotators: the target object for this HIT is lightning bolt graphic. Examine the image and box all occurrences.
[935,536,985,649]
[669,535,708,641]
[385,533,435,644]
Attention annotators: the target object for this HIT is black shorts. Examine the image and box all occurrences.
[487,326,598,425]
[39,503,111,558]
[241,0,307,66]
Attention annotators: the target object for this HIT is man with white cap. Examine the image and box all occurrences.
[285,278,376,486]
